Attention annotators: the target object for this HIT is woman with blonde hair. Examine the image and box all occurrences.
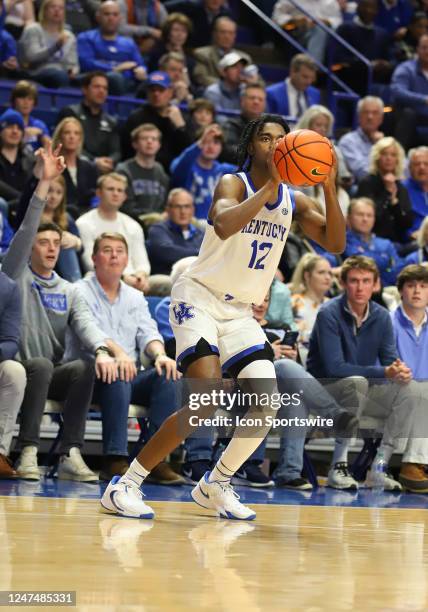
[357,136,414,246]
[296,105,351,216]
[290,253,333,366]
[403,216,428,266]
[18,0,79,87]
[52,117,97,216]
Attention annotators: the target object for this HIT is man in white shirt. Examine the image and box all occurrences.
[77,172,152,292]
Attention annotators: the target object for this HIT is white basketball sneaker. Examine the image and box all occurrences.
[57,448,98,482]
[191,472,256,520]
[16,446,40,481]
[100,476,155,519]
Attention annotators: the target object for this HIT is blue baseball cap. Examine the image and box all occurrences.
[0,108,25,131]
[147,71,171,89]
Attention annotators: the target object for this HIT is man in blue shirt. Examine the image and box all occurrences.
[147,188,204,275]
[338,96,385,182]
[77,1,147,95]
[308,255,428,492]
[0,271,26,478]
[266,54,320,119]
[344,197,403,286]
[392,34,428,150]
[170,124,235,220]
[402,146,428,237]
[70,231,183,483]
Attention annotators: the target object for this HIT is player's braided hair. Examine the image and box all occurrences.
[237,114,290,171]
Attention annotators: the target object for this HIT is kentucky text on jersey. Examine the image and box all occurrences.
[241,219,288,242]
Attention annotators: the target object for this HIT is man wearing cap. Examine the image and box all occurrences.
[193,17,252,88]
[77,0,147,95]
[203,52,247,117]
[122,71,194,169]
[0,109,34,205]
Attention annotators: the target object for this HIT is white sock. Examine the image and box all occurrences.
[120,459,149,487]
[209,454,235,484]
[332,439,350,466]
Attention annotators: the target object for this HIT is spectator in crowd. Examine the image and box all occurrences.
[163,0,231,48]
[57,71,120,174]
[357,136,414,246]
[158,51,194,103]
[146,188,204,275]
[403,216,428,265]
[18,0,79,88]
[221,84,266,164]
[77,0,147,95]
[3,0,34,40]
[15,174,82,282]
[402,146,428,238]
[391,264,428,491]
[290,253,333,366]
[338,95,384,182]
[2,146,115,482]
[392,264,428,379]
[391,33,428,150]
[272,0,342,60]
[76,173,151,290]
[118,0,168,55]
[170,124,235,220]
[0,26,19,77]
[116,123,169,220]
[10,81,50,152]
[395,11,428,62]
[331,0,393,95]
[375,0,414,36]
[188,97,215,131]
[266,54,320,119]
[192,17,251,88]
[66,0,100,35]
[0,209,13,254]
[70,231,183,483]
[148,12,195,75]
[203,51,247,115]
[0,109,34,205]
[295,104,351,213]
[51,117,98,216]
[308,255,427,491]
[344,197,403,286]
[0,271,26,478]
[122,71,194,168]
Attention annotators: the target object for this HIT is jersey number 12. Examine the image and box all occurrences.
[248,240,273,270]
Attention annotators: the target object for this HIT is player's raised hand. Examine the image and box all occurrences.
[34,142,66,181]
[267,142,283,186]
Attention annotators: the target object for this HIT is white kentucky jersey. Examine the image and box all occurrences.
[184,171,295,305]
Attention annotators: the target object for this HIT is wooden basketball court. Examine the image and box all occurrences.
[1,489,427,611]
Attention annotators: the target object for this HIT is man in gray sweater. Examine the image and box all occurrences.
[1,145,117,482]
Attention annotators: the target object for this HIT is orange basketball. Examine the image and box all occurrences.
[274,129,333,187]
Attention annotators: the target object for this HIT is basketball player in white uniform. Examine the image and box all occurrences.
[101,114,346,520]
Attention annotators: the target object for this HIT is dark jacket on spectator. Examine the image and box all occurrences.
[0,271,22,361]
[0,147,34,202]
[63,157,98,216]
[147,219,204,274]
[357,173,414,243]
[307,294,397,379]
[122,103,194,170]
[162,0,231,48]
[57,102,121,164]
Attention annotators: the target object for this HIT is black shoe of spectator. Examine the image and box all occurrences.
[181,460,212,485]
[232,463,274,488]
[275,477,313,490]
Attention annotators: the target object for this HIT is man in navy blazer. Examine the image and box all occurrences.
[266,54,320,118]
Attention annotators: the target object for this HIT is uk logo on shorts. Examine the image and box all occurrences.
[173,302,195,325]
